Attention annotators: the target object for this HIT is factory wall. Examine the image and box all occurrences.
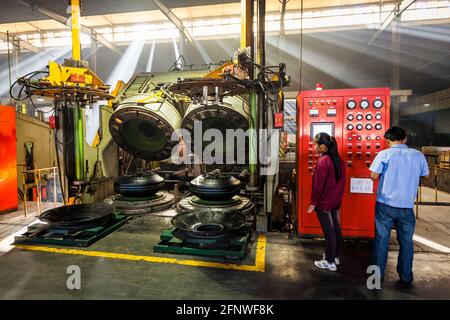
[15,112,56,192]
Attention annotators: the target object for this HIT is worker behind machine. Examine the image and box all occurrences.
[307,132,346,272]
[369,126,429,288]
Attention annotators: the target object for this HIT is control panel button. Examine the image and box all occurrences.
[366,124,373,130]
[376,136,381,140]
[357,136,362,141]
[347,100,357,110]
[347,114,354,121]
[347,161,352,167]
[347,143,352,148]
[347,124,354,130]
[356,114,363,121]
[376,144,381,149]
[373,99,383,109]
[309,109,319,117]
[360,99,369,109]
[375,114,382,120]
[375,123,382,130]
[366,114,373,120]
[366,136,371,141]
[327,109,337,117]
[348,137,352,141]
[356,124,363,130]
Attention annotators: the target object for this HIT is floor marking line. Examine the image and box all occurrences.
[413,234,450,253]
[14,234,267,272]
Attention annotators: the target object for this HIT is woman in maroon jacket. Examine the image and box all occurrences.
[307,132,346,272]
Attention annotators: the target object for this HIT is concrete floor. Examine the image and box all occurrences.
[0,187,449,300]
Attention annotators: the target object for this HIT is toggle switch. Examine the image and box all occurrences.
[376,143,381,149]
[356,152,362,159]
[347,143,352,149]
[347,152,352,158]
[347,161,352,167]
[366,144,371,149]
[366,152,371,158]
[357,143,362,149]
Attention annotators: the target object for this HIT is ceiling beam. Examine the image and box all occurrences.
[0,32,41,53]
[151,0,202,53]
[14,0,121,55]
[367,0,416,46]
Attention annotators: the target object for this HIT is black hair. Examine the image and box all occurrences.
[384,126,406,141]
[314,132,342,181]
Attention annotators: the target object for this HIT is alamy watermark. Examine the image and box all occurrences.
[170,122,281,175]
[366,265,382,290]
[66,265,81,290]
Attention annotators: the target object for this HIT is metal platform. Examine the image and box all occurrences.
[14,213,131,247]
[104,192,174,215]
[153,226,252,260]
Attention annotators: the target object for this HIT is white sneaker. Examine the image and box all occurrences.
[314,259,337,272]
[323,253,340,265]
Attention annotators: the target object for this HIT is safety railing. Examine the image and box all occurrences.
[21,166,59,217]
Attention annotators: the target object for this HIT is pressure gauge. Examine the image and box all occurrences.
[347,100,357,110]
[360,99,370,109]
[347,124,354,130]
[375,113,382,120]
[366,124,373,130]
[374,99,383,109]
[356,124,363,130]
[347,114,354,121]
[356,114,364,121]
[375,123,382,130]
[366,114,373,120]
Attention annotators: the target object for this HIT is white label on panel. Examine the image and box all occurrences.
[350,178,374,194]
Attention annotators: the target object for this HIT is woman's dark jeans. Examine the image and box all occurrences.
[316,209,343,263]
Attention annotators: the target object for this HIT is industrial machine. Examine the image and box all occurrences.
[296,87,390,238]
[0,106,18,214]
[12,0,128,247]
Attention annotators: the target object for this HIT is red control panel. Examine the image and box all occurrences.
[296,88,390,238]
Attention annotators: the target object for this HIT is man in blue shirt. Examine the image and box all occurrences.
[369,126,429,288]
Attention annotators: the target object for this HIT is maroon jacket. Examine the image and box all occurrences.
[311,154,346,211]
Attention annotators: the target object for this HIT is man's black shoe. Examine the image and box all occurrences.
[396,280,413,289]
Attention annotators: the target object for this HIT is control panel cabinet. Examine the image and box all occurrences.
[296,88,390,238]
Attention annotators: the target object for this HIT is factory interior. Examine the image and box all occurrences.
[0,0,450,302]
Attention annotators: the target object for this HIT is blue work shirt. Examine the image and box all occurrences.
[369,144,429,209]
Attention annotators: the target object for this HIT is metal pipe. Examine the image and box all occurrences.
[71,0,81,61]
[7,31,12,106]
[74,105,85,181]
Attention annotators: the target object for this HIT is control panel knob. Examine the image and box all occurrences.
[356,114,364,121]
[373,99,383,109]
[347,124,354,130]
[357,136,362,141]
[375,123,382,130]
[366,114,373,120]
[347,114,354,121]
[375,114,382,120]
[376,136,381,140]
[360,99,369,109]
[347,100,357,110]
[366,124,373,130]
[356,124,363,130]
